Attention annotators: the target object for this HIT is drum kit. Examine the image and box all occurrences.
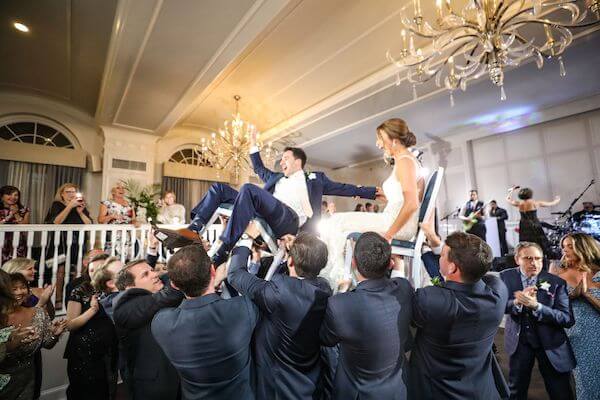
[544,179,599,258]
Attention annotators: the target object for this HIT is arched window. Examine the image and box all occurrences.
[0,120,76,148]
[169,147,213,167]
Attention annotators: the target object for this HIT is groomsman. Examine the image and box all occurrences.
[409,232,508,400]
[500,242,576,400]
[320,232,414,400]
[152,245,258,400]
[228,226,332,400]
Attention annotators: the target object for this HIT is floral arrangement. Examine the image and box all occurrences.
[120,179,161,222]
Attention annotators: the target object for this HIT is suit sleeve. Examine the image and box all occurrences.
[411,288,431,329]
[320,173,377,199]
[250,151,276,184]
[497,209,509,221]
[228,246,279,314]
[500,271,522,315]
[537,283,575,328]
[114,286,183,330]
[320,300,340,347]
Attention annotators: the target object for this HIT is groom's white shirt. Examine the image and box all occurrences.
[250,147,312,226]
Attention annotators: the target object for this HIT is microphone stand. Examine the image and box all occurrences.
[558,179,595,219]
[440,207,460,237]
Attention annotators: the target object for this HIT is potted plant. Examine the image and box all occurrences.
[120,179,161,223]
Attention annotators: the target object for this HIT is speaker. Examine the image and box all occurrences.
[90,154,102,172]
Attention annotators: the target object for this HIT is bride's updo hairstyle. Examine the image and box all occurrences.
[377,118,417,147]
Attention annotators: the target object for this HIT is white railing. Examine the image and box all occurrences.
[0,223,222,312]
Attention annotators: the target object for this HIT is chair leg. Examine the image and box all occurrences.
[411,255,423,289]
[265,246,287,281]
[343,239,354,280]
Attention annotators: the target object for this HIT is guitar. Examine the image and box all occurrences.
[462,202,490,231]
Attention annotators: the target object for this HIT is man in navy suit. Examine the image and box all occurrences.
[409,232,508,400]
[500,242,576,400]
[151,244,258,400]
[227,225,332,400]
[320,232,414,400]
[159,141,379,265]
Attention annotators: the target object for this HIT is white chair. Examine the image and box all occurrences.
[201,203,286,281]
[344,167,445,288]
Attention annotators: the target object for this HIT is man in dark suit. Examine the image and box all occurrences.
[113,260,184,400]
[157,141,379,265]
[227,225,332,400]
[409,232,508,400]
[500,242,576,400]
[152,245,258,400]
[320,232,414,400]
[459,189,487,241]
[489,200,509,256]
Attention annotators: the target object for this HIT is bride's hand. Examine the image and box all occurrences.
[383,231,394,243]
[375,187,387,202]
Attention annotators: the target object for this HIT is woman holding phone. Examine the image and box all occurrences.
[44,183,92,309]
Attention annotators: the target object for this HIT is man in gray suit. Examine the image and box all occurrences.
[227,226,332,400]
[151,245,258,400]
[319,232,414,400]
[409,231,508,400]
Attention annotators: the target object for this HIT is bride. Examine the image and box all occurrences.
[319,118,424,290]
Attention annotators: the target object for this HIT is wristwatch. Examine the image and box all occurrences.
[241,233,252,240]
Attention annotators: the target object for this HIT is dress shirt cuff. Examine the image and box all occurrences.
[514,303,523,313]
[390,270,404,279]
[532,303,543,320]
[248,261,260,275]
[147,247,158,256]
[236,239,253,249]
[431,244,443,255]
[249,146,260,154]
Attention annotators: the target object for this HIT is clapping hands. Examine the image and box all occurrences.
[514,286,539,309]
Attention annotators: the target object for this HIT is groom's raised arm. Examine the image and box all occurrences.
[249,148,276,183]
[320,173,377,199]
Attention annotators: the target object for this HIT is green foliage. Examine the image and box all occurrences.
[120,179,161,222]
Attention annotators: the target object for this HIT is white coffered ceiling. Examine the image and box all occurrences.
[1,0,599,167]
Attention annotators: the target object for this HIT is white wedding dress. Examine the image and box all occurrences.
[319,156,421,290]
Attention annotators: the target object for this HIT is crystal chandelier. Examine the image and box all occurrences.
[198,95,278,182]
[386,0,600,105]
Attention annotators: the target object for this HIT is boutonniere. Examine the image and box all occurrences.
[306,172,316,180]
[430,276,442,287]
[537,280,554,298]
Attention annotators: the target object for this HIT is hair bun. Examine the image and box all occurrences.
[405,131,417,147]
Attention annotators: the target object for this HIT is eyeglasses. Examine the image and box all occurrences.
[520,256,543,262]
[63,190,77,194]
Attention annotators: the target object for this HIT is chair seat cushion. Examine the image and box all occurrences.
[346,232,415,249]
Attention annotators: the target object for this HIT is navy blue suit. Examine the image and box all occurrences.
[320,277,414,400]
[500,268,576,400]
[151,293,259,400]
[228,246,332,400]
[190,151,377,263]
[408,274,508,400]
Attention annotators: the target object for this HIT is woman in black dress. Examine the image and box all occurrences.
[507,186,560,253]
[64,275,117,400]
[44,183,92,309]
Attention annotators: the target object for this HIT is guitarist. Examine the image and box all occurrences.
[459,190,487,241]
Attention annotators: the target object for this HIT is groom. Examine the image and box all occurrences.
[161,138,379,266]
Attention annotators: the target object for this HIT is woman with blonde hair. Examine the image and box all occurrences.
[553,233,600,400]
[1,258,54,317]
[44,183,92,310]
[319,118,423,290]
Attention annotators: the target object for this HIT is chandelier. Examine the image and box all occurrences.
[386,0,600,105]
[198,95,278,182]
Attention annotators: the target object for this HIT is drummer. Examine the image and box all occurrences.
[572,201,600,222]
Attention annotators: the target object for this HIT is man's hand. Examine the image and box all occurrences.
[214,263,228,289]
[515,290,539,309]
[245,221,261,240]
[250,130,258,148]
[337,279,352,293]
[280,234,296,252]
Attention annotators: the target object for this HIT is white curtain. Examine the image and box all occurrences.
[1,160,84,223]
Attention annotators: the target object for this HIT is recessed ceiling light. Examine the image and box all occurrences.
[13,22,29,33]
